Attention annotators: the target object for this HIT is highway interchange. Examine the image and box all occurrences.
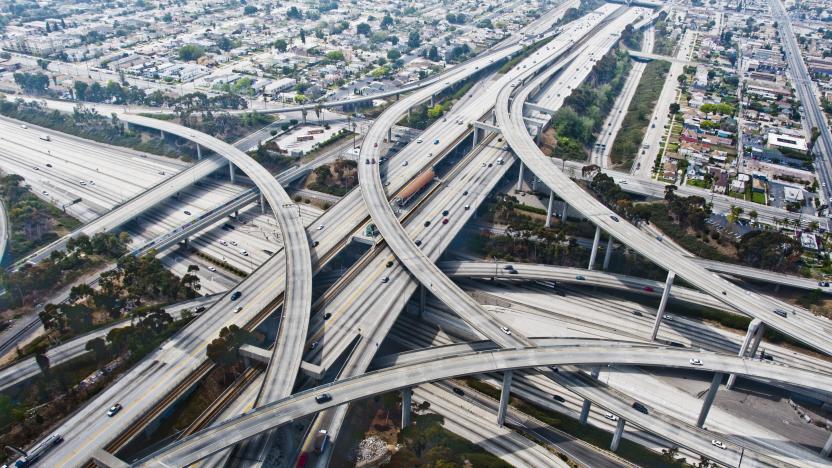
[3,1,832,467]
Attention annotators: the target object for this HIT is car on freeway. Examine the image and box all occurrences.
[309,341,319,350]
[195,306,206,314]
[45,163,52,168]
[576,275,586,280]
[503,265,514,270]
[632,310,642,316]
[632,402,649,414]
[313,241,320,247]
[610,215,619,222]
[240,250,248,256]
[463,190,468,195]
[184,210,191,215]
[442,209,450,216]
[324,312,332,320]
[553,395,565,403]
[689,358,703,366]
[500,326,512,335]
[20,124,27,129]
[416,138,423,143]
[315,393,332,404]
[819,281,830,287]
[107,404,122,417]
[234,306,243,313]
[643,286,654,292]
[230,291,242,301]
[663,314,672,320]
[774,308,788,318]
[89,180,95,185]
[604,413,618,421]
[318,224,325,230]
[208,266,216,272]
[381,276,389,284]
[452,387,465,396]
[80,181,87,186]
[442,218,449,225]
[434,139,440,144]
[464,204,470,210]
[402,161,408,166]
[365,158,371,165]
[424,220,431,227]
[415,240,422,246]
[711,440,727,449]
[41,190,48,196]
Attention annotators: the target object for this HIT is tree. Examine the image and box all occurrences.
[243,5,257,15]
[274,39,288,52]
[86,337,109,361]
[381,14,393,29]
[74,80,89,100]
[387,49,401,61]
[677,73,687,85]
[325,50,345,62]
[357,22,371,36]
[427,45,439,61]
[216,36,236,52]
[669,102,680,115]
[35,350,50,374]
[178,44,205,61]
[287,6,302,19]
[407,31,421,48]
[13,72,49,94]
[300,29,306,44]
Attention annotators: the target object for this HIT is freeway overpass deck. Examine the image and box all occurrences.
[137,345,829,467]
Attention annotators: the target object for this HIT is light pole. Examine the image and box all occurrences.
[493,255,498,279]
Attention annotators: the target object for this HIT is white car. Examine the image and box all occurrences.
[663,314,672,320]
[500,326,511,335]
[689,358,703,366]
[234,306,243,313]
[317,224,325,230]
[208,266,217,272]
[416,138,423,144]
[711,439,726,449]
[604,413,619,421]
[402,161,408,166]
[240,249,248,256]
[230,240,238,246]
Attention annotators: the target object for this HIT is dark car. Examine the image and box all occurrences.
[632,402,649,414]
[230,291,242,301]
[442,210,450,216]
[324,312,332,320]
[452,387,465,396]
[195,306,206,313]
[632,310,643,316]
[610,215,619,222]
[424,220,431,227]
[315,393,332,404]
[415,240,422,246]
[442,218,449,225]
[553,395,565,403]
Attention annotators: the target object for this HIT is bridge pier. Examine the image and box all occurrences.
[588,225,601,270]
[610,418,626,452]
[160,129,165,139]
[196,143,202,160]
[491,110,497,125]
[579,366,601,424]
[91,449,128,468]
[419,284,426,315]
[822,432,832,458]
[545,191,554,228]
[301,109,307,124]
[602,237,614,270]
[748,321,765,359]
[430,94,435,107]
[472,127,479,147]
[561,202,569,220]
[650,270,676,341]
[229,161,236,184]
[402,387,412,428]
[260,193,265,214]
[727,319,763,389]
[387,127,392,142]
[516,163,524,191]
[497,370,513,427]
[696,372,723,428]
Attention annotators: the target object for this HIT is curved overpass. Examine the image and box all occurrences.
[118,114,311,400]
[494,20,832,356]
[137,345,828,467]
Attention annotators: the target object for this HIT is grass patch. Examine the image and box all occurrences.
[609,60,671,168]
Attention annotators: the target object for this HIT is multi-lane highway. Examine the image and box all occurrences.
[768,0,832,206]
[495,11,832,357]
[137,344,828,466]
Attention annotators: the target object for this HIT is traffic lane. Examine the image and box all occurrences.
[136,345,829,466]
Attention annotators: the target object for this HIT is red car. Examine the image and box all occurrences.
[643,286,655,292]
[442,218,449,225]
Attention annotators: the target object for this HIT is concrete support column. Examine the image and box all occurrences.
[579,366,601,425]
[588,225,602,271]
[748,322,765,359]
[602,237,614,270]
[408,107,412,119]
[402,387,412,428]
[229,161,236,184]
[545,191,555,228]
[472,128,479,147]
[696,372,723,428]
[610,418,626,452]
[516,163,524,191]
[492,110,497,125]
[430,95,435,107]
[650,270,676,341]
[419,284,426,315]
[259,193,265,214]
[821,432,832,458]
[561,202,569,221]
[387,127,392,142]
[727,319,762,389]
[160,129,165,139]
[196,143,202,160]
[301,110,307,124]
[497,370,513,427]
